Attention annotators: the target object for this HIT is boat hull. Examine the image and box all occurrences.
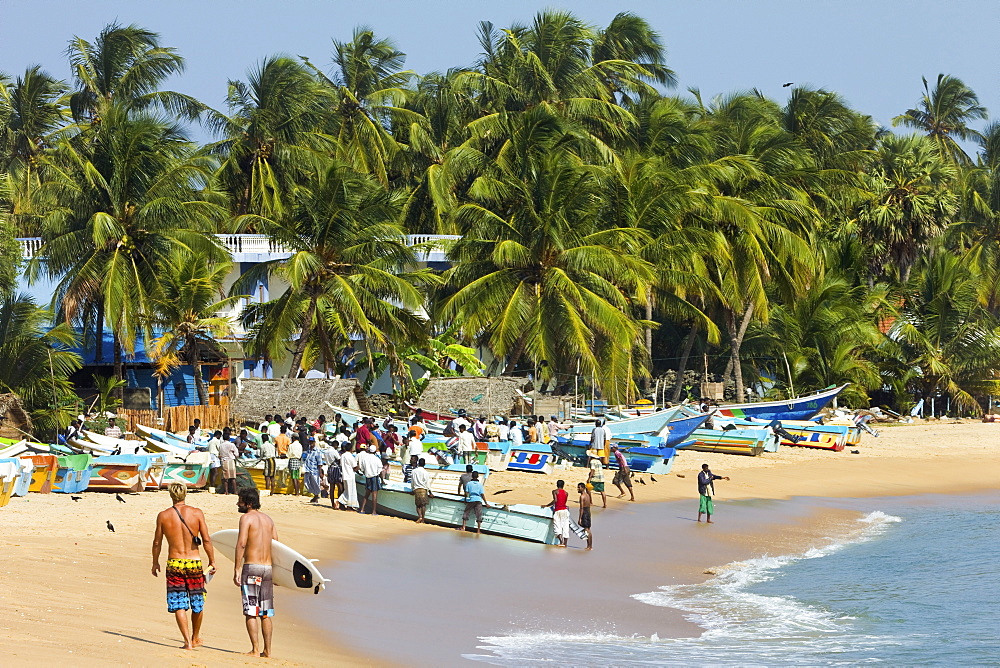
[51,454,94,493]
[506,444,555,474]
[714,385,848,422]
[361,480,556,544]
[679,429,772,456]
[24,454,59,493]
[161,461,210,489]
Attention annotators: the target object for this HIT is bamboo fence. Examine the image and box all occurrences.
[117,405,231,436]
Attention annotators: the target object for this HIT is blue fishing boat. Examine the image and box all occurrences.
[607,434,677,475]
[714,384,848,422]
[506,442,556,474]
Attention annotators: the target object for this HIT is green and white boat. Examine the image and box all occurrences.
[358,478,556,544]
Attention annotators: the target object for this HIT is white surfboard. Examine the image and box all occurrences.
[210,529,330,595]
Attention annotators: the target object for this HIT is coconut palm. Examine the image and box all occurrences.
[893,74,987,165]
[235,161,428,379]
[149,254,243,405]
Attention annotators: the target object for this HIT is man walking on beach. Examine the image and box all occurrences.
[302,442,325,504]
[577,482,593,550]
[219,431,239,495]
[260,434,276,493]
[411,457,431,523]
[586,451,607,508]
[610,445,634,502]
[152,482,217,650]
[457,424,475,464]
[697,464,730,523]
[234,487,277,658]
[544,479,571,547]
[357,445,383,515]
[459,470,488,534]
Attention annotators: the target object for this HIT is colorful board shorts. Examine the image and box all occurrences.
[613,469,632,488]
[591,482,605,493]
[288,458,302,479]
[240,563,274,618]
[166,558,206,613]
[262,457,276,477]
[699,494,714,515]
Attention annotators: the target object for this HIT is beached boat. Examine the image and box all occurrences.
[0,439,30,458]
[603,406,685,435]
[402,402,456,421]
[87,455,145,492]
[506,442,556,474]
[141,453,168,490]
[359,478,556,544]
[161,452,211,489]
[485,440,512,472]
[0,461,17,508]
[24,453,59,493]
[679,427,776,456]
[725,418,850,451]
[384,461,490,495]
[713,385,849,422]
[51,454,94,493]
[607,434,677,475]
[0,458,33,496]
[80,430,149,454]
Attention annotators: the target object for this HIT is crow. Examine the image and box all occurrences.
[106,520,115,533]
[638,477,646,485]
[71,495,82,501]
[650,475,657,483]
[782,82,794,87]
[851,450,860,454]
[115,493,126,504]
[493,489,513,495]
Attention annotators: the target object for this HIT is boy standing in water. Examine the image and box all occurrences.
[697,463,730,523]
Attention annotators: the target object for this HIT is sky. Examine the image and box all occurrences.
[1,0,999,147]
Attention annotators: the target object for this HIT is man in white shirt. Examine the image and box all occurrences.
[336,444,359,511]
[207,430,224,489]
[497,420,510,442]
[409,458,431,523]
[457,424,476,465]
[357,446,384,515]
[266,418,281,441]
[218,434,240,496]
[451,411,471,433]
[287,436,304,497]
[405,430,424,461]
[509,420,523,447]
[259,434,277,493]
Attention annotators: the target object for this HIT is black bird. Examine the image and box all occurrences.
[493,489,513,495]
[71,495,82,501]
[106,520,115,533]
[851,449,860,454]
[650,475,657,483]
[638,477,646,485]
[115,493,126,504]
[782,82,794,87]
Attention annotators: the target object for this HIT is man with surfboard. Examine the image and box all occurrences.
[151,482,217,650]
[234,487,278,658]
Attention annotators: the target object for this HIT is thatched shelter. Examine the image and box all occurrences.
[0,393,33,440]
[231,378,370,421]
[415,376,532,417]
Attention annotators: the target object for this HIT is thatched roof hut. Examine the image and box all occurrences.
[231,378,370,422]
[415,376,532,417]
[0,393,33,440]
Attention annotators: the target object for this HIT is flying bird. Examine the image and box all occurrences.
[782,82,794,87]
[115,493,126,504]
[71,495,82,501]
[106,520,115,533]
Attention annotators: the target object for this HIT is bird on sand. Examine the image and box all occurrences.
[115,493,126,503]
[650,475,657,483]
[782,82,794,87]
[71,495,82,501]
[851,450,860,454]
[106,520,115,533]
[493,489,513,495]
[638,477,646,485]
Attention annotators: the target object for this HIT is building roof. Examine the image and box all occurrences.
[415,376,531,417]
[230,378,370,421]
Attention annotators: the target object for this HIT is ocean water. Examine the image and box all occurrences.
[469,497,1000,666]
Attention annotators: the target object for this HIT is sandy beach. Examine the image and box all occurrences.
[0,420,996,666]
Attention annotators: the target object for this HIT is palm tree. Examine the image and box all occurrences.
[893,74,987,165]
[30,106,226,377]
[235,161,428,379]
[149,254,244,405]
[0,293,82,436]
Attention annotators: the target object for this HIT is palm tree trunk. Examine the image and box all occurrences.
[643,295,654,392]
[189,337,208,405]
[671,323,698,402]
[316,320,336,377]
[95,302,105,362]
[722,303,755,390]
[503,333,528,375]
[725,303,755,403]
[287,298,317,378]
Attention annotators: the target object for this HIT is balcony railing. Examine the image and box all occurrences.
[17,234,461,259]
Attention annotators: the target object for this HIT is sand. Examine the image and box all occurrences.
[0,420,996,666]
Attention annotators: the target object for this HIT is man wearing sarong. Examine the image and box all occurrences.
[152,482,217,650]
[337,443,359,510]
[234,487,278,658]
[697,464,730,523]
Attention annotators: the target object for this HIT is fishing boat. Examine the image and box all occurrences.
[87,455,145,492]
[24,453,59,493]
[608,434,678,475]
[506,442,556,474]
[402,402,457,421]
[161,452,211,489]
[484,440,512,472]
[0,439,30,458]
[712,384,849,422]
[80,430,149,454]
[51,454,94,493]
[384,461,490,495]
[557,411,711,463]
[725,418,850,451]
[358,478,556,544]
[141,453,168,490]
[603,406,685,436]
[0,458,33,497]
[0,461,17,508]
[679,427,777,457]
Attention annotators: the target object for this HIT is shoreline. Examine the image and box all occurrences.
[0,422,996,666]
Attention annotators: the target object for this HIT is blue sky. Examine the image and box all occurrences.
[2,0,998,146]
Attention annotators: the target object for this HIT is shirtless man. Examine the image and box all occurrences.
[151,483,217,650]
[234,487,278,658]
[577,482,593,550]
